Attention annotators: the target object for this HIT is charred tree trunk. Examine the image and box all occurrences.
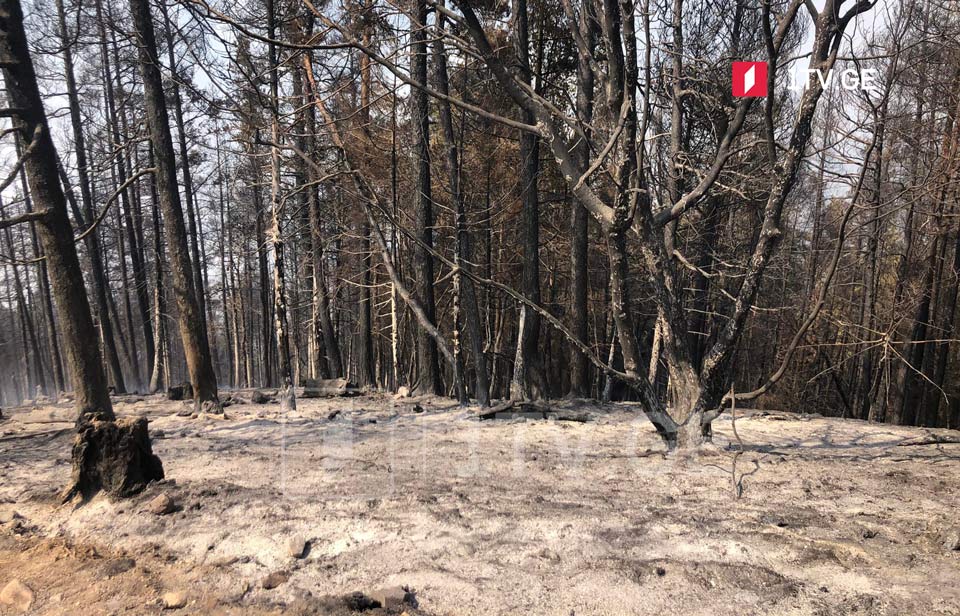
[411,0,442,395]
[215,132,234,385]
[129,0,221,412]
[159,1,207,335]
[253,145,275,387]
[355,4,375,388]
[266,0,295,413]
[148,148,168,394]
[568,0,595,398]
[434,16,490,405]
[105,4,154,381]
[0,0,162,499]
[510,0,544,401]
[0,195,46,396]
[301,52,342,379]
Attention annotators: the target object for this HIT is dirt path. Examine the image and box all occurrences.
[1,394,959,615]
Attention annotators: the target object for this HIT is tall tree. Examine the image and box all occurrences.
[266,0,295,412]
[128,0,221,412]
[410,0,442,395]
[433,9,490,405]
[509,0,544,401]
[0,0,162,498]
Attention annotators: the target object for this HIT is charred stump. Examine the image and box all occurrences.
[62,416,164,502]
[166,382,193,401]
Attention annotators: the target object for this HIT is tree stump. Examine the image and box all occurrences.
[62,416,164,502]
[166,382,193,401]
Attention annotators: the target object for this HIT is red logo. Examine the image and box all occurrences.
[732,62,768,97]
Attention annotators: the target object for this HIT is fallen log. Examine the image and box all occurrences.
[299,378,360,398]
[475,401,590,422]
[897,434,960,447]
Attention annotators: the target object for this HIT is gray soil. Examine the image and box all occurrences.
[1,393,958,615]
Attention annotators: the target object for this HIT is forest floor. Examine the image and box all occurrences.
[0,392,959,615]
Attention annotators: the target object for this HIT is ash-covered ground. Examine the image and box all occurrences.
[1,393,958,615]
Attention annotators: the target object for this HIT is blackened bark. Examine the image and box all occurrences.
[511,0,544,401]
[148,147,168,394]
[0,195,46,395]
[0,0,113,420]
[355,4,375,388]
[411,0,441,395]
[253,142,275,387]
[434,18,490,405]
[266,0,295,413]
[301,52,343,379]
[159,2,207,335]
[215,133,234,385]
[105,4,154,379]
[129,0,221,412]
[568,0,595,398]
[77,0,127,394]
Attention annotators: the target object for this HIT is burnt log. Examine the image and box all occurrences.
[251,389,273,404]
[299,377,359,398]
[475,401,591,422]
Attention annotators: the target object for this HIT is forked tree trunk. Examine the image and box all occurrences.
[0,0,162,499]
[129,0,221,413]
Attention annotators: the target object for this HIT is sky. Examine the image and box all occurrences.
[0,0,896,208]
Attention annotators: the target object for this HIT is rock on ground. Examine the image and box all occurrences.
[287,535,307,558]
[0,580,34,612]
[370,585,415,609]
[145,494,176,515]
[261,570,290,590]
[0,506,20,524]
[161,590,187,609]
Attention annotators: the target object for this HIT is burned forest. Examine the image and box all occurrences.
[0,0,959,614]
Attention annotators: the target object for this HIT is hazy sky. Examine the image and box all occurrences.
[0,0,895,206]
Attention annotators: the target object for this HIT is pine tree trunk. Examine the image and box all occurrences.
[569,0,595,397]
[159,2,207,336]
[355,9,375,388]
[253,148,275,387]
[0,196,46,396]
[1,0,163,499]
[215,133,234,386]
[129,0,221,412]
[433,19,489,405]
[267,0,295,413]
[410,0,441,395]
[512,0,544,401]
